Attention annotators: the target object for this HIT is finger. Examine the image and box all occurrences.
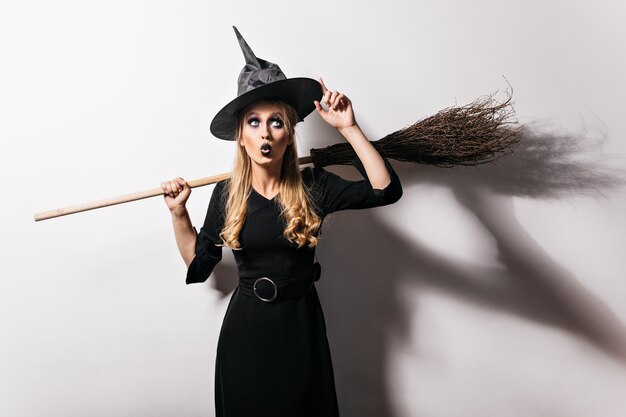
[336,94,348,110]
[179,178,190,193]
[164,180,174,197]
[336,94,344,110]
[163,184,174,199]
[314,100,327,118]
[328,91,338,109]
[169,180,180,196]
[330,91,341,110]
[319,78,329,94]
[324,89,332,107]
[173,178,182,193]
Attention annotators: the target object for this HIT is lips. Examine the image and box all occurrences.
[260,143,272,156]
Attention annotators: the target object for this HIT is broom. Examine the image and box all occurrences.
[33,92,521,222]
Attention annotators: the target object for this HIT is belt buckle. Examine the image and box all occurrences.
[253,277,277,303]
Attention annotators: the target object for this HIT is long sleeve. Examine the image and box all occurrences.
[185,180,227,284]
[306,156,402,217]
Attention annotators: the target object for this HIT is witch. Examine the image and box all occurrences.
[160,27,402,417]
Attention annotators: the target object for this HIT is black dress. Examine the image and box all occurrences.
[186,158,402,417]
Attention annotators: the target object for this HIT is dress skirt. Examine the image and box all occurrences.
[215,285,339,417]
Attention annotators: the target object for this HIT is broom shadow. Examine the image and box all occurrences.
[315,125,626,417]
[209,125,626,417]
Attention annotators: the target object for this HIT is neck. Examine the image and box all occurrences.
[250,162,282,198]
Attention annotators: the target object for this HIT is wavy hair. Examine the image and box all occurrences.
[219,100,322,249]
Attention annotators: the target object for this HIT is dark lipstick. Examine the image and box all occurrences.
[260,143,271,156]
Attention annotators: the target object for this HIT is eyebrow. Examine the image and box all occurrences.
[246,112,283,119]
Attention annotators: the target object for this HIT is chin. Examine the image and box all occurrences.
[251,154,283,167]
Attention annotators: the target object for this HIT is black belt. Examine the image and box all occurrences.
[238,262,321,303]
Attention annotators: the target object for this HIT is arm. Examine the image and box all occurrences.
[337,124,391,190]
[161,177,196,267]
[314,78,391,189]
[170,208,197,267]
[310,79,401,215]
[162,178,225,284]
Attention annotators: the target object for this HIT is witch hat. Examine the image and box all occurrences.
[209,26,322,140]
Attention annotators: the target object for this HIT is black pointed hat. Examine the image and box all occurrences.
[209,27,322,140]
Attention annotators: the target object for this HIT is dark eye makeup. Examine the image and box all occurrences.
[269,117,284,128]
[246,116,284,128]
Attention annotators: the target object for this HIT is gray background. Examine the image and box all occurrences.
[2,0,626,416]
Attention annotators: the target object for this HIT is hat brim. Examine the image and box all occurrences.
[210,77,322,141]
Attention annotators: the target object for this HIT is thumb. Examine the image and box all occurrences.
[314,100,326,116]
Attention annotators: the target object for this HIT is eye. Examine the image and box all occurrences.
[270,118,284,128]
[247,117,260,127]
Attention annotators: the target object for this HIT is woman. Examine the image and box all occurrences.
[161,27,402,417]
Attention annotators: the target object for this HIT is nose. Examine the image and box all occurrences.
[260,122,272,140]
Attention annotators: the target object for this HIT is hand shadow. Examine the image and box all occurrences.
[313,124,626,417]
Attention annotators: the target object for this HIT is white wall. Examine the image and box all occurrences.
[2,1,625,416]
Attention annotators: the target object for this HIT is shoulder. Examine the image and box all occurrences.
[214,178,229,193]
[212,179,230,200]
[301,165,336,188]
[207,179,230,214]
[301,166,334,197]
[301,165,348,216]
[301,166,324,210]
[301,166,315,186]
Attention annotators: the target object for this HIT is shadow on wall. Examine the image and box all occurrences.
[211,125,626,417]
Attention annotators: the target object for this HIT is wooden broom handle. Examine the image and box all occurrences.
[33,156,314,222]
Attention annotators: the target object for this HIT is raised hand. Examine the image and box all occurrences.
[314,78,357,131]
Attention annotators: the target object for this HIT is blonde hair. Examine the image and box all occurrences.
[219,100,322,249]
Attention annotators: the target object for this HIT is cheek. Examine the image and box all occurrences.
[276,129,291,146]
[238,141,252,158]
[276,137,291,154]
[239,134,252,149]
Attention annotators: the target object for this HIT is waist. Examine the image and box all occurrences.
[238,263,321,303]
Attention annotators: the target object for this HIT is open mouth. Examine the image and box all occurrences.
[260,143,272,157]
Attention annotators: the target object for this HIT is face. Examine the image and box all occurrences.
[239,101,293,170]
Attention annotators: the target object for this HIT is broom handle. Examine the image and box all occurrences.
[33,156,315,222]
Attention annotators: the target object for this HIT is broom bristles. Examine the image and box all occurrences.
[310,91,522,168]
